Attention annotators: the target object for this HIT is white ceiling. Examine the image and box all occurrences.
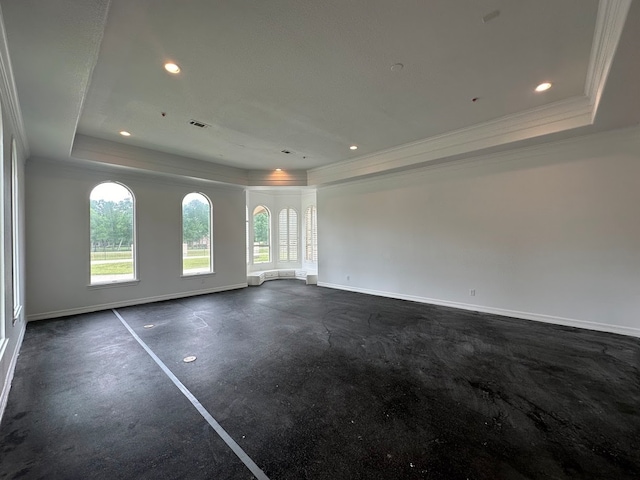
[1,0,639,185]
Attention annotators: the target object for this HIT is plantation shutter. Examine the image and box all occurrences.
[289,209,298,261]
[279,208,298,262]
[305,206,317,263]
[279,209,288,261]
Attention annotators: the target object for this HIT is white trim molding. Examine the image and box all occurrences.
[26,283,248,322]
[308,0,633,186]
[318,283,640,339]
[0,324,26,426]
[0,3,29,158]
[2,0,632,191]
[317,124,640,193]
[247,169,308,187]
[585,0,632,115]
[308,96,593,185]
[72,135,249,187]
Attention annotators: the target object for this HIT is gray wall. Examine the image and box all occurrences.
[25,161,247,319]
[318,126,640,337]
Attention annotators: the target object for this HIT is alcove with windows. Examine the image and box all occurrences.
[246,189,317,284]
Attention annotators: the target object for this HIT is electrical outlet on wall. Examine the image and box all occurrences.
[469,289,476,296]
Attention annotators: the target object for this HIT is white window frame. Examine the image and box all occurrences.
[89,181,138,286]
[181,192,214,276]
[252,205,271,264]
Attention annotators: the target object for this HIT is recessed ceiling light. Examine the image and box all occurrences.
[350,145,358,150]
[535,82,552,92]
[119,131,131,137]
[164,62,181,74]
[275,168,282,172]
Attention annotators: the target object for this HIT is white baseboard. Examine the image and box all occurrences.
[26,283,248,322]
[318,282,640,339]
[0,323,26,426]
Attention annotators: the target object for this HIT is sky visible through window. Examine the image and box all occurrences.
[183,192,207,205]
[90,182,130,201]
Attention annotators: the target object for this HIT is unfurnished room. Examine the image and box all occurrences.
[0,1,639,479]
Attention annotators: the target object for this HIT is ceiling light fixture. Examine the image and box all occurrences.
[164,62,181,74]
[350,145,358,150]
[119,131,131,137]
[535,82,552,92]
[275,168,282,172]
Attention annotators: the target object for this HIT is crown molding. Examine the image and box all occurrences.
[27,155,246,193]
[307,0,631,186]
[318,124,640,193]
[308,96,593,185]
[0,4,29,158]
[72,135,310,188]
[72,134,248,186]
[585,0,632,116]
[15,0,632,190]
[247,169,308,187]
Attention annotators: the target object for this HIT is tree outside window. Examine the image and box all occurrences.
[182,193,212,274]
[253,206,270,263]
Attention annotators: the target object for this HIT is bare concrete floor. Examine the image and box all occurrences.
[1,281,639,479]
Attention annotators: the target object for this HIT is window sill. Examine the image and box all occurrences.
[181,271,216,279]
[88,279,140,289]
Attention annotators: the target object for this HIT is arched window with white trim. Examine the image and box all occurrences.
[305,205,317,263]
[90,182,136,284]
[279,207,298,262]
[253,205,271,264]
[182,192,213,275]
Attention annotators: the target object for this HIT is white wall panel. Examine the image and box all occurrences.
[318,127,640,336]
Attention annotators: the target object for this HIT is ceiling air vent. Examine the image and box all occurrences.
[189,119,210,128]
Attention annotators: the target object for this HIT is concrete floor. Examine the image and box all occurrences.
[1,281,639,479]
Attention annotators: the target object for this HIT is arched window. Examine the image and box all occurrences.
[182,192,213,275]
[279,207,298,262]
[90,182,136,284]
[253,205,270,264]
[305,205,317,263]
